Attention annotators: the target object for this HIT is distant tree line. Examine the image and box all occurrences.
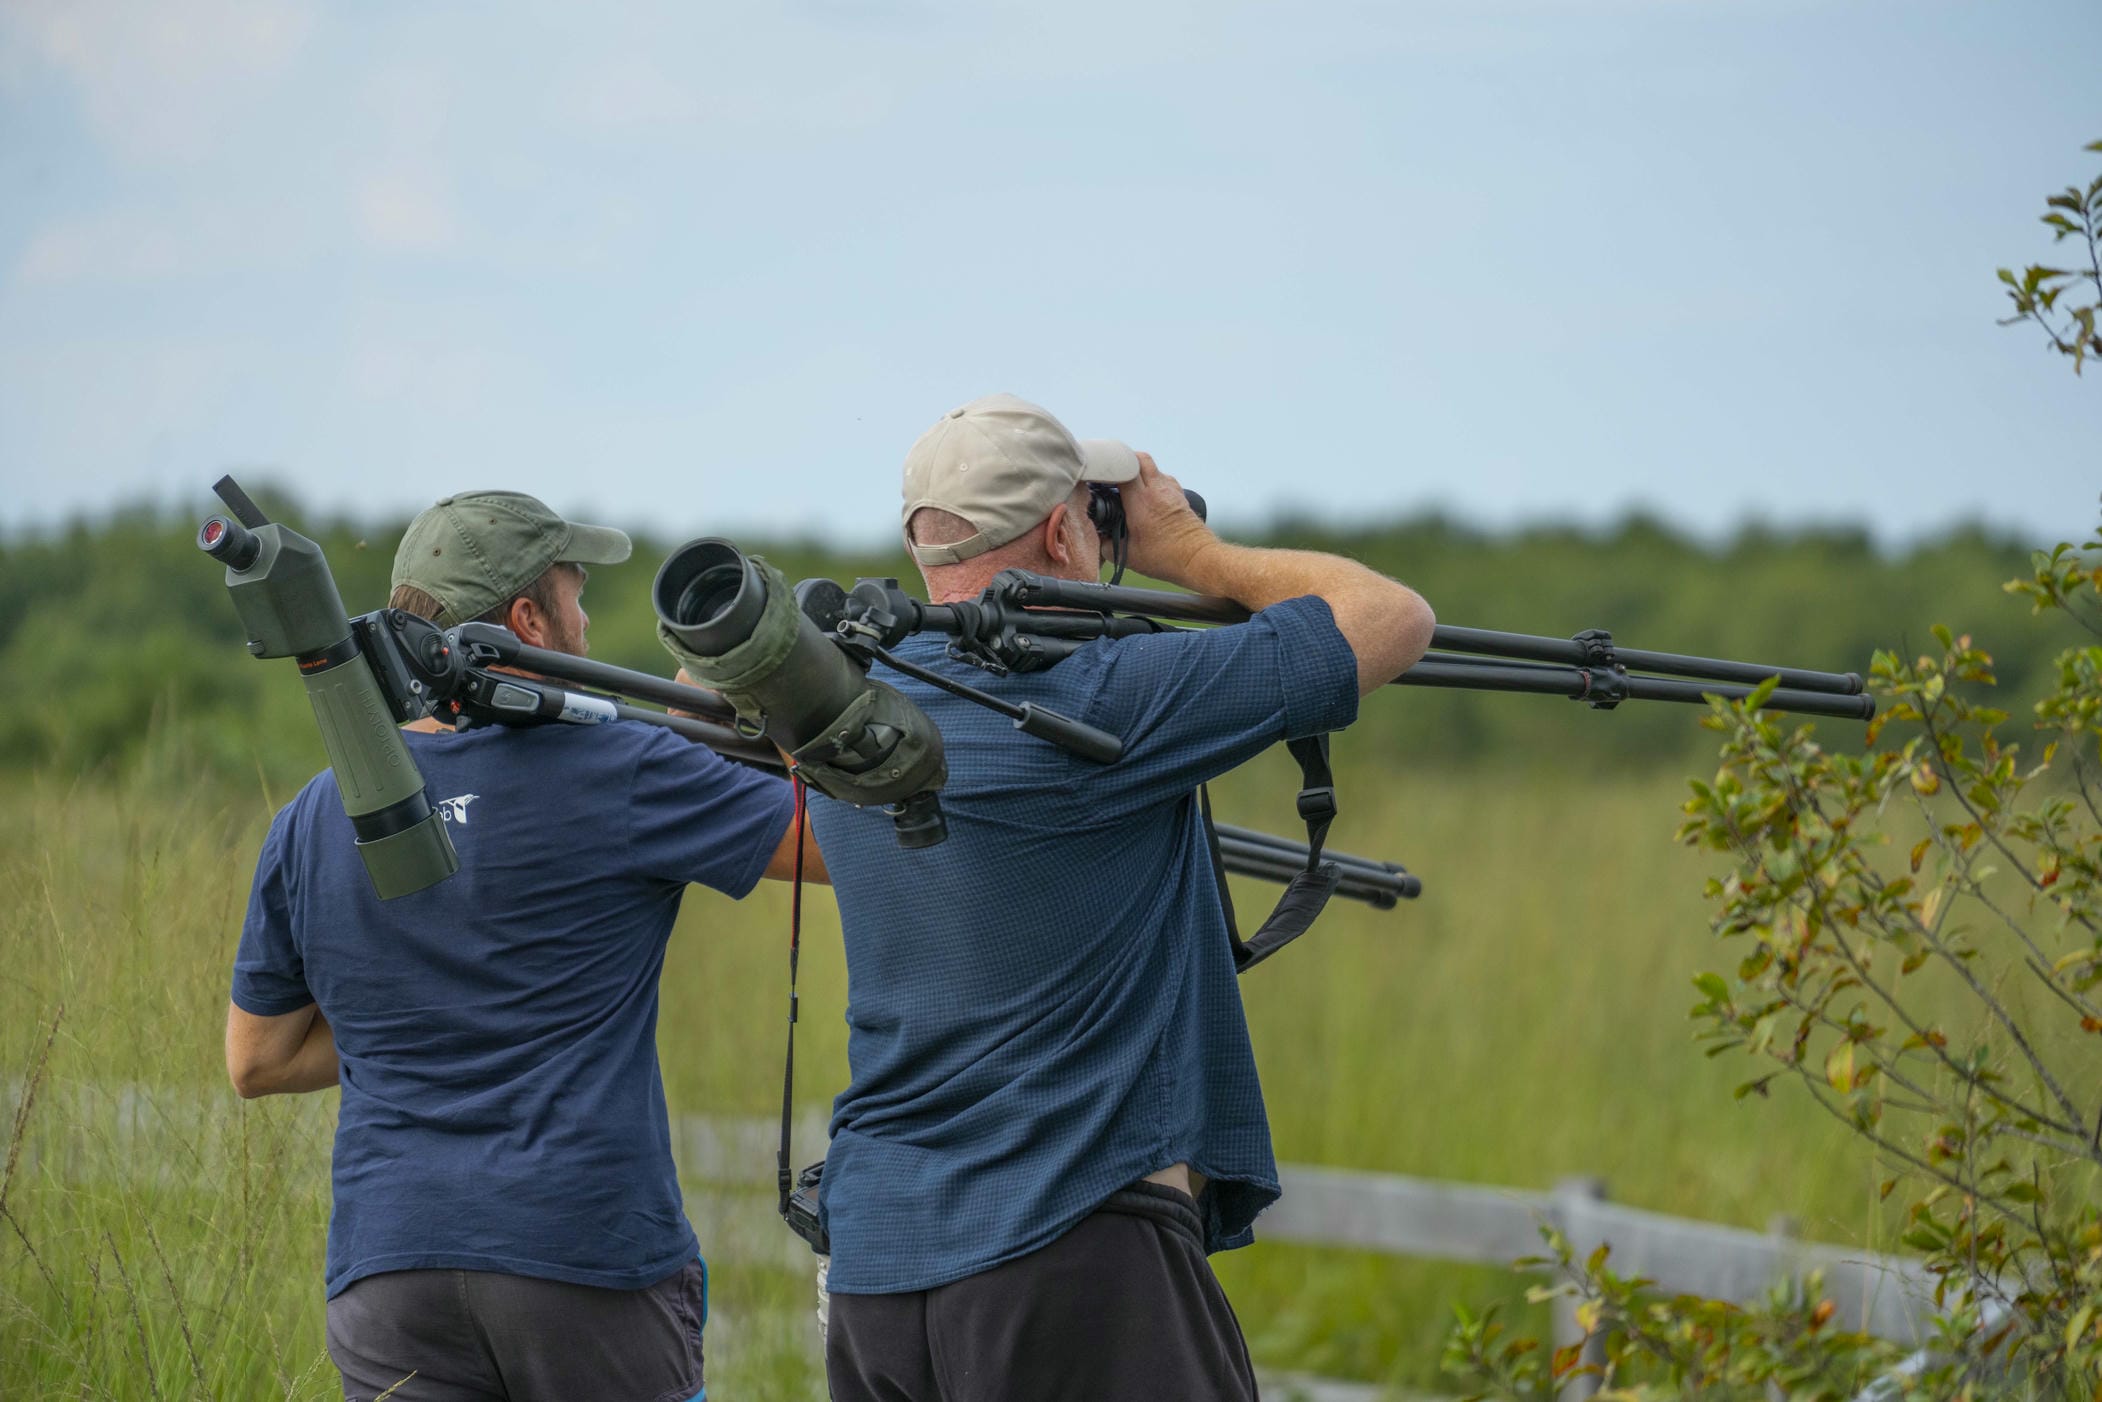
[0,490,2070,795]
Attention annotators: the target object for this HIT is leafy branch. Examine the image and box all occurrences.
[1997,140,2102,375]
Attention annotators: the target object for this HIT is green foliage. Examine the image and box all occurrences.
[1443,166,2102,1390]
[1449,523,2102,1399]
[0,775,837,1399]
[1996,140,2102,375]
[1446,1229,1907,1400]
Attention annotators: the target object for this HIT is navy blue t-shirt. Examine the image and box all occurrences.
[231,721,795,1298]
[810,595,1359,1294]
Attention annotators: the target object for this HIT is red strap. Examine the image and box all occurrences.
[790,770,807,955]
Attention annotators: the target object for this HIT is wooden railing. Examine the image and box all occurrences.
[6,1083,1938,1400]
[1261,1165,1932,1399]
[667,1115,1936,1399]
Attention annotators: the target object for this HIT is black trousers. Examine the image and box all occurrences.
[325,1260,707,1402]
[826,1182,1259,1402]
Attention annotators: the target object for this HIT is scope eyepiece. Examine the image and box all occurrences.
[198,515,262,571]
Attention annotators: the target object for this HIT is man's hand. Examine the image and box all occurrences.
[1113,453,1435,696]
[1119,453,1219,589]
[670,667,722,720]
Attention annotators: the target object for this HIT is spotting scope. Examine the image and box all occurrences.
[653,539,949,844]
[197,479,459,899]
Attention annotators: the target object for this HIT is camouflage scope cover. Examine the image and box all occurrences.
[657,555,946,808]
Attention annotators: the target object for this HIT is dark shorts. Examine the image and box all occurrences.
[826,1182,1259,1402]
[325,1259,708,1402]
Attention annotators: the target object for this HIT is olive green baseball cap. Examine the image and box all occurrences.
[901,393,1141,566]
[391,490,632,626]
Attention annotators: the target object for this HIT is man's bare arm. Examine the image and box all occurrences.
[762,802,830,884]
[225,1002,340,1098]
[1120,454,1435,695]
[670,668,831,885]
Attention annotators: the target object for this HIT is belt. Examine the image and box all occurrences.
[1095,1180,1204,1250]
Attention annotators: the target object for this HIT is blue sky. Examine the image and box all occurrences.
[0,0,2094,548]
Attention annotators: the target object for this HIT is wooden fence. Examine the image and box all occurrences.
[1260,1164,1933,1400]
[7,1083,1938,1400]
[665,1115,1937,1400]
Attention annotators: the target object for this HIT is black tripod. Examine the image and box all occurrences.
[818,571,1876,721]
[365,613,1421,910]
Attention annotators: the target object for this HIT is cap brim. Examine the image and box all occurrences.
[559,522,634,566]
[1077,439,1141,485]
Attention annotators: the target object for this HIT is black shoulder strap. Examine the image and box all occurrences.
[1202,734,1343,974]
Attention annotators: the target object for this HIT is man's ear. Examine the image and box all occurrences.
[504,594,548,648]
[1042,503,1072,566]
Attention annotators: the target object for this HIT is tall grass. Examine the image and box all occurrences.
[4,742,1907,1398]
[0,773,831,1399]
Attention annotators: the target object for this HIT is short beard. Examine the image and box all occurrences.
[541,614,587,658]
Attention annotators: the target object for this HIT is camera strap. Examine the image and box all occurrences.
[1201,733,1343,973]
[777,773,808,1221]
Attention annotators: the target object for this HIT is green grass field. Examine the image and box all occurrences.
[1,736,1905,1399]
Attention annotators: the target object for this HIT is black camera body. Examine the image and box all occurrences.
[783,1160,829,1255]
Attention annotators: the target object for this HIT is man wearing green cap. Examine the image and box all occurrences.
[224,490,816,1402]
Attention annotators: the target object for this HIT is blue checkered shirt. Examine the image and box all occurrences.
[809,594,1360,1294]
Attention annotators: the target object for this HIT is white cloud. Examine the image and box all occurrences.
[353,167,464,253]
[10,199,319,286]
[344,333,500,407]
[339,297,521,414]
[0,330,249,515]
[342,62,469,254]
[546,47,896,145]
[3,0,318,164]
[14,213,183,286]
[558,56,704,132]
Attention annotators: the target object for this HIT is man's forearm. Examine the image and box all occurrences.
[1113,450,1435,693]
[1176,541,1436,695]
[246,1011,341,1096]
[1178,540,1388,614]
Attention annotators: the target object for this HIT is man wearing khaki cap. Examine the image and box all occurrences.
[810,394,1437,1399]
[224,490,819,1402]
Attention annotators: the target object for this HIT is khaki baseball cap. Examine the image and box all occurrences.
[391,490,633,626]
[901,393,1141,566]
